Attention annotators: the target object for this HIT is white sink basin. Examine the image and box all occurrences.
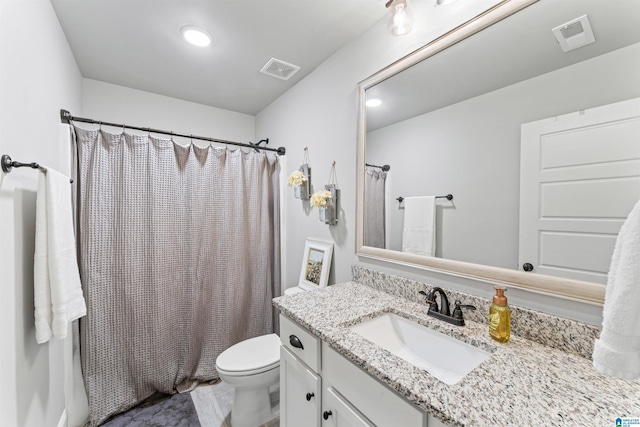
[349,313,491,385]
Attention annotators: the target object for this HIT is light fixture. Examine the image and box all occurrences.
[366,99,382,107]
[180,25,213,47]
[386,0,413,36]
[434,0,459,6]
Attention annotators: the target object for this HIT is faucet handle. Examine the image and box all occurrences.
[418,290,439,312]
[453,300,476,321]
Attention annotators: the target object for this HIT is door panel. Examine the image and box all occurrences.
[520,97,640,283]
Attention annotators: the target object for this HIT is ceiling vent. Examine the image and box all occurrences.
[552,15,596,52]
[260,57,300,81]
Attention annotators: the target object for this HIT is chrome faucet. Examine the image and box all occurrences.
[419,288,476,326]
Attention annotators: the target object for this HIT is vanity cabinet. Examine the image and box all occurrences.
[280,315,449,427]
[280,314,323,427]
[322,386,374,427]
[281,345,321,427]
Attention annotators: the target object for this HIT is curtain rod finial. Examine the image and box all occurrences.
[60,109,71,124]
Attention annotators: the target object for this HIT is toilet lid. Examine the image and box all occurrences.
[284,287,305,295]
[216,333,280,373]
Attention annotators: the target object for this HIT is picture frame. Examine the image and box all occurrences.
[299,238,334,290]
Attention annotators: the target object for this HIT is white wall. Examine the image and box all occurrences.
[256,1,606,325]
[0,0,83,425]
[368,43,640,268]
[255,1,502,284]
[82,79,256,147]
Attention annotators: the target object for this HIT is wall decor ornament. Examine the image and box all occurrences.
[310,161,339,225]
[287,147,311,200]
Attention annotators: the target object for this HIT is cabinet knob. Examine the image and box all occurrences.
[323,410,333,420]
[289,334,304,349]
[522,262,534,272]
[306,392,314,401]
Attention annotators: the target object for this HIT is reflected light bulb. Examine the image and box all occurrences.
[388,1,413,36]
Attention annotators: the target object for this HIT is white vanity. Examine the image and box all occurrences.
[280,313,448,427]
[274,281,640,426]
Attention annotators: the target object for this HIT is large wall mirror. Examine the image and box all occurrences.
[356,0,640,305]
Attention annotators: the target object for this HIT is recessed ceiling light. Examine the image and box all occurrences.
[180,25,213,47]
[366,99,382,107]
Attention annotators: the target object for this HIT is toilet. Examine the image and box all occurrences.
[215,286,311,427]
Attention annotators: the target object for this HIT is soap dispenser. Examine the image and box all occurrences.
[489,287,510,343]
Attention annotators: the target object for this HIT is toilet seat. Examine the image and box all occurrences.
[216,333,280,376]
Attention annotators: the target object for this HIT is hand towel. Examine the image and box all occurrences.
[402,196,436,257]
[593,198,640,380]
[34,168,86,344]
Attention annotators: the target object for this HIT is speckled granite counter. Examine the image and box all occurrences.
[273,282,640,427]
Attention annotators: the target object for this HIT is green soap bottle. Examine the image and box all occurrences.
[489,287,510,343]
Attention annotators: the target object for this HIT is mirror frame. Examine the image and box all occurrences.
[355,0,605,305]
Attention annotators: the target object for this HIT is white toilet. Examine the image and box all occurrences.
[215,286,310,427]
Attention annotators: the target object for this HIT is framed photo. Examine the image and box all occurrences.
[299,238,334,290]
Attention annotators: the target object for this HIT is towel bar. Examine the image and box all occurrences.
[1,154,47,173]
[1,154,73,183]
[396,194,453,203]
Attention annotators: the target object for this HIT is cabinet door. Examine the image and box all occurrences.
[322,387,374,427]
[281,345,321,427]
[322,343,426,427]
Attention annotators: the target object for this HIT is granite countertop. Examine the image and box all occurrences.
[273,282,640,427]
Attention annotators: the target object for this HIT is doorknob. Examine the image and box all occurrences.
[522,262,534,272]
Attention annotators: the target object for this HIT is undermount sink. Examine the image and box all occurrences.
[349,313,491,385]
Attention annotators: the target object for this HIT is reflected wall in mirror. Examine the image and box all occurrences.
[356,0,640,304]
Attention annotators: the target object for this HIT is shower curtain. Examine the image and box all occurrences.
[364,166,387,248]
[72,127,281,426]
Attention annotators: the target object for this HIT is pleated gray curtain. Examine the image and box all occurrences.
[364,166,386,248]
[72,127,281,426]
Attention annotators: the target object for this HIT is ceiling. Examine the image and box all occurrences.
[366,0,640,131]
[50,0,388,116]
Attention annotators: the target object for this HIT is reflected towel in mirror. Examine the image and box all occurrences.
[401,196,435,257]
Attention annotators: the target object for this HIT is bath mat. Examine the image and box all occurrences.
[100,392,200,427]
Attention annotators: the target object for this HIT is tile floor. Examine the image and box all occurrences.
[101,381,279,427]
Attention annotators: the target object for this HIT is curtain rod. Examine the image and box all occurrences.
[60,109,286,156]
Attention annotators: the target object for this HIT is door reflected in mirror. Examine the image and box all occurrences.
[357,0,640,303]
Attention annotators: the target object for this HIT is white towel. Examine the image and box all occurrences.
[34,168,86,344]
[593,198,640,380]
[402,196,436,257]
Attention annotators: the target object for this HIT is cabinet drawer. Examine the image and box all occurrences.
[280,314,321,372]
[322,342,426,427]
